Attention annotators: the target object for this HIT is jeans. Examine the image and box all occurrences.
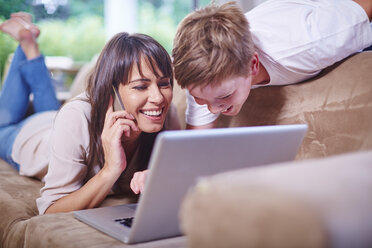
[0,46,60,170]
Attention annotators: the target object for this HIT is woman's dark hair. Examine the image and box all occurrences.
[86,32,173,168]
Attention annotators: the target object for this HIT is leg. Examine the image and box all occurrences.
[0,17,60,119]
[0,18,38,127]
[0,17,40,60]
[10,12,40,38]
[20,54,61,112]
[0,122,27,170]
[0,46,31,127]
[16,29,60,112]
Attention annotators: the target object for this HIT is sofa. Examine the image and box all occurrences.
[0,51,371,247]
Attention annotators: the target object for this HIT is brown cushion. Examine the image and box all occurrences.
[0,160,186,247]
[180,150,372,248]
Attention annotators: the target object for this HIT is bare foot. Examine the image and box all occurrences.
[19,29,41,60]
[12,16,40,38]
[0,18,40,60]
[0,16,40,40]
[0,18,25,41]
[11,12,33,23]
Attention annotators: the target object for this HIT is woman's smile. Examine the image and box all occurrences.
[118,58,173,133]
[140,107,163,117]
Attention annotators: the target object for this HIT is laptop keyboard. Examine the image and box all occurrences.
[115,217,134,228]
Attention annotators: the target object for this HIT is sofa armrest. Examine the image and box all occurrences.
[180,151,372,248]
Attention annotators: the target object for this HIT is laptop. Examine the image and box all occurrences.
[74,124,307,244]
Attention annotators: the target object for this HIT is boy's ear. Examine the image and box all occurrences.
[250,52,259,76]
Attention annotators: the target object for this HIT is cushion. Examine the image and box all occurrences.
[180,150,372,248]
[0,159,186,247]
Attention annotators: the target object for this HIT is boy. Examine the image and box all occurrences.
[172,0,372,129]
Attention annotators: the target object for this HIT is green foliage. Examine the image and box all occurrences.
[137,0,213,54]
[0,0,30,19]
[138,2,177,54]
[0,16,105,80]
[0,0,30,79]
[171,0,192,24]
[0,0,212,80]
[68,0,104,18]
[0,18,17,80]
[37,15,105,61]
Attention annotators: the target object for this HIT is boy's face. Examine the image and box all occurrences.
[188,74,253,116]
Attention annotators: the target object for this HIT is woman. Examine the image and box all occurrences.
[0,13,180,214]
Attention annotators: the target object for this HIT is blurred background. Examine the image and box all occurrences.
[0,0,265,91]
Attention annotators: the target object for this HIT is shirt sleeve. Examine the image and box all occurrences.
[185,90,219,126]
[246,0,372,85]
[36,100,91,214]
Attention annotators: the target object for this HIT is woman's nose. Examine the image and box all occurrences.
[148,86,164,104]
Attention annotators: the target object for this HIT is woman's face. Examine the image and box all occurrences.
[118,59,173,133]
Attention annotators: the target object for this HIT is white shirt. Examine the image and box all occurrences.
[186,0,372,126]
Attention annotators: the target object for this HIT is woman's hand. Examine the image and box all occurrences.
[130,170,149,194]
[101,98,139,177]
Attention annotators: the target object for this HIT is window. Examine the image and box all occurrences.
[0,0,212,87]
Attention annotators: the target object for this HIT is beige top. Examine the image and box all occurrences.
[11,92,180,214]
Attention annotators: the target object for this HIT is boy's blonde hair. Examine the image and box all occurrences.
[172,1,255,88]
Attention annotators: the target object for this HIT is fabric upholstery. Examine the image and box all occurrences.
[0,159,186,247]
[180,150,372,248]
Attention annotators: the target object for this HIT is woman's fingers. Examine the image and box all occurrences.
[130,170,148,194]
[101,97,140,176]
[105,97,139,132]
[112,117,139,134]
